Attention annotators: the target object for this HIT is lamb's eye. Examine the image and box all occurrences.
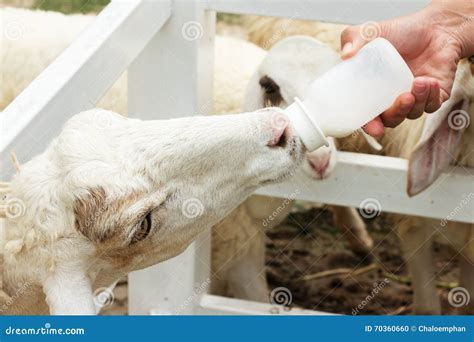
[132,212,152,244]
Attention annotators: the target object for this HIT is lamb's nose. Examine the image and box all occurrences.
[267,113,290,148]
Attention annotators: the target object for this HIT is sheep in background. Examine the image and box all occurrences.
[1,8,269,117]
[381,60,474,315]
[0,8,126,114]
[242,16,384,153]
[245,15,473,314]
[211,36,375,302]
[244,15,346,52]
[212,35,266,114]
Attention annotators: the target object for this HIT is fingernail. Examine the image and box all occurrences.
[414,82,427,94]
[342,42,353,55]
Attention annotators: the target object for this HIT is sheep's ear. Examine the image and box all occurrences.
[259,75,283,107]
[407,98,469,196]
[74,187,110,243]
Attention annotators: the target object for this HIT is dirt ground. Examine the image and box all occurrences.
[266,206,460,315]
[103,205,460,316]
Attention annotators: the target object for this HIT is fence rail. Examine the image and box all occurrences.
[258,151,474,223]
[0,0,171,179]
[206,0,429,24]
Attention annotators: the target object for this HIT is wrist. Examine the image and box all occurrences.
[427,0,474,58]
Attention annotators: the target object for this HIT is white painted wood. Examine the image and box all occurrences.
[195,294,337,315]
[0,0,171,179]
[127,0,215,314]
[257,152,474,224]
[206,0,429,24]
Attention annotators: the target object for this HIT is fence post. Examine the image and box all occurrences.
[127,1,215,314]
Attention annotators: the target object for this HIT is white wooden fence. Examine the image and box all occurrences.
[2,0,472,315]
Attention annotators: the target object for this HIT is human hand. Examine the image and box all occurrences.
[341,1,473,137]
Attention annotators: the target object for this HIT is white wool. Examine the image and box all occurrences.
[2,107,303,314]
[213,36,266,114]
[0,8,277,315]
[0,8,265,116]
[244,16,346,52]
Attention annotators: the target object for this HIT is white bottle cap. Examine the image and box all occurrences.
[285,97,329,151]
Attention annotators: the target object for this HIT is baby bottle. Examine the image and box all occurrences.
[285,38,414,151]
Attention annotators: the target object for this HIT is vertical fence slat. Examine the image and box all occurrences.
[127,0,215,314]
[0,0,170,180]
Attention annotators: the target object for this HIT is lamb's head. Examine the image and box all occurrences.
[5,109,303,296]
[244,36,341,179]
[407,58,474,196]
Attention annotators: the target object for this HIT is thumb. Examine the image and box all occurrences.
[340,22,382,59]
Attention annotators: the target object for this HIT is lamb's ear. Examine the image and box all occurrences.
[74,187,110,243]
[259,75,283,107]
[407,98,469,196]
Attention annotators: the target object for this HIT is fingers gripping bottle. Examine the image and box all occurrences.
[285,38,414,151]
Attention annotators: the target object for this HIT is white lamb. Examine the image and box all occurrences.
[245,16,473,314]
[211,36,375,301]
[1,8,374,307]
[244,15,346,52]
[1,105,304,315]
[380,60,474,315]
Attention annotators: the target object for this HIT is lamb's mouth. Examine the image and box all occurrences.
[287,136,305,160]
[261,137,304,185]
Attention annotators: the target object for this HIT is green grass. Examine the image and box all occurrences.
[216,13,243,25]
[33,0,110,14]
[8,0,241,22]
